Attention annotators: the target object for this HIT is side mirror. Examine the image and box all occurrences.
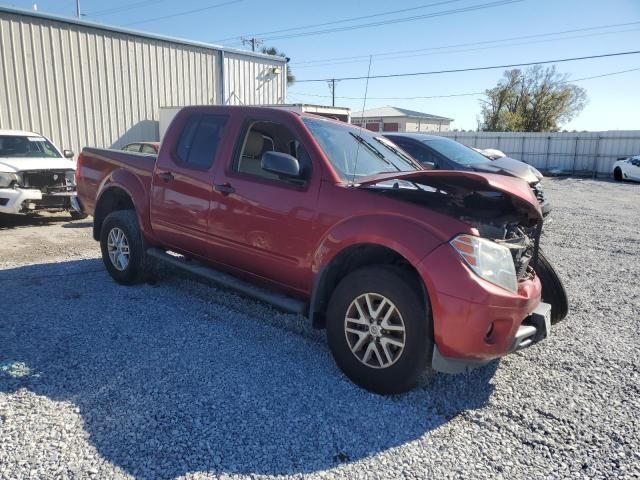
[422,161,437,170]
[63,149,74,158]
[262,151,301,179]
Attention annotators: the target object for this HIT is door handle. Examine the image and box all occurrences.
[215,183,235,195]
[159,171,174,182]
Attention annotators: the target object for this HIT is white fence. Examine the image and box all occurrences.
[433,131,640,176]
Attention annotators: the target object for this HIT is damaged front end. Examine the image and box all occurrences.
[0,169,77,214]
[356,170,544,280]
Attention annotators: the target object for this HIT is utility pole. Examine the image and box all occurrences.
[75,0,80,17]
[241,37,263,52]
[328,79,337,106]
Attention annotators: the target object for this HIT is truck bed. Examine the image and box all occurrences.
[77,147,156,216]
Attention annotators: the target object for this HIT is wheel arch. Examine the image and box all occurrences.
[92,186,136,241]
[308,243,430,329]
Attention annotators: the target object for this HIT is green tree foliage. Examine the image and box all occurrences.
[479,66,587,132]
[261,46,295,86]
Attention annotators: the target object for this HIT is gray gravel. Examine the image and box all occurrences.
[1,178,639,479]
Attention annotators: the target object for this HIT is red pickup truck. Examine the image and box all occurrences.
[76,106,567,394]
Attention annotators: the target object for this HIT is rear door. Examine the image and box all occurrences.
[150,112,229,258]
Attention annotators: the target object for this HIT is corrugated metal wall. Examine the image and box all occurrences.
[0,9,287,156]
[434,131,640,176]
[223,52,286,105]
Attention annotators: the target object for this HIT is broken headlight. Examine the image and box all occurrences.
[65,170,76,186]
[0,172,20,188]
[450,234,518,293]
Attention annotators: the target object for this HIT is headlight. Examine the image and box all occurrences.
[450,234,517,293]
[65,170,76,186]
[0,172,20,188]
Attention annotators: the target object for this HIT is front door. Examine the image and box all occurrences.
[208,117,321,295]
[150,112,229,258]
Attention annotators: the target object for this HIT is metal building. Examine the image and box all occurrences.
[0,6,288,156]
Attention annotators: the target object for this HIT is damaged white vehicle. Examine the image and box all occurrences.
[0,130,85,218]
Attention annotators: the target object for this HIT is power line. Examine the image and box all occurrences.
[224,0,523,45]
[291,22,640,68]
[213,0,467,42]
[290,66,640,100]
[123,0,244,27]
[88,0,169,17]
[296,50,640,83]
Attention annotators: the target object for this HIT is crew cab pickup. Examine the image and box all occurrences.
[77,106,568,394]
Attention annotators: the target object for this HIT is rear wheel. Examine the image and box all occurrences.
[326,265,432,394]
[100,210,149,285]
[613,167,623,181]
[536,249,568,325]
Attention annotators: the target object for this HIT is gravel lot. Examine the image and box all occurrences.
[1,178,639,479]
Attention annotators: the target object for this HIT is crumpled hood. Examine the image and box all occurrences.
[356,169,542,220]
[471,156,541,184]
[0,157,76,173]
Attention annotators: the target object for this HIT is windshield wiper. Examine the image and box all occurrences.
[373,137,423,170]
[349,132,396,169]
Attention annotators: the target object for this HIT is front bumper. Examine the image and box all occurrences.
[432,302,552,373]
[0,187,75,214]
[419,242,547,372]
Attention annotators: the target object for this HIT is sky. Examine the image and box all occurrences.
[4,0,640,131]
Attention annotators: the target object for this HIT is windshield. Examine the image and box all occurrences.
[422,138,490,166]
[0,135,61,158]
[303,118,421,180]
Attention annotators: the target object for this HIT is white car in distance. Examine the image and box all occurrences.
[0,130,85,218]
[612,155,640,182]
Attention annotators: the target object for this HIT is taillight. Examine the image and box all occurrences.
[75,153,83,185]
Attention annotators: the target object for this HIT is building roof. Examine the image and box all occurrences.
[352,106,453,122]
[0,5,286,64]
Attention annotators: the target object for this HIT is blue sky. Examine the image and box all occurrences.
[6,0,640,130]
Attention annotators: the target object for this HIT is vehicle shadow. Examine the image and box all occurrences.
[0,213,89,230]
[0,259,497,478]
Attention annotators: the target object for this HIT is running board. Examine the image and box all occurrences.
[146,248,306,315]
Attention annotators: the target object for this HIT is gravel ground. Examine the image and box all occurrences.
[0,178,639,479]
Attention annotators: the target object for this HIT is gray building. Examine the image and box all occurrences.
[0,6,288,156]
[352,106,453,133]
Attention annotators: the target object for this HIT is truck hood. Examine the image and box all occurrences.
[470,156,542,184]
[0,157,76,173]
[356,170,542,221]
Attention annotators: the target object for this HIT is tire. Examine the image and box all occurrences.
[326,265,432,394]
[70,210,88,220]
[100,209,149,285]
[536,249,568,325]
[613,167,623,181]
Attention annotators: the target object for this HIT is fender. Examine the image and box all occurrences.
[94,168,156,243]
[307,214,453,327]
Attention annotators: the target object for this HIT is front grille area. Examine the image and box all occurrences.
[21,170,75,194]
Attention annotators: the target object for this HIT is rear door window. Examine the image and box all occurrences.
[175,114,227,169]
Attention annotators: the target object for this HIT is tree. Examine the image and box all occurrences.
[261,46,295,86]
[479,65,587,132]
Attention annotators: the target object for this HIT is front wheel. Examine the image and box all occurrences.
[100,210,149,285]
[613,167,623,181]
[326,265,432,394]
[70,210,88,220]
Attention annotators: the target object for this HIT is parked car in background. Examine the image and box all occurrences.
[0,129,85,218]
[612,155,640,182]
[473,147,507,159]
[122,141,160,154]
[384,133,550,216]
[76,106,567,394]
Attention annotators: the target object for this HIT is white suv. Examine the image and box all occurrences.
[0,130,84,218]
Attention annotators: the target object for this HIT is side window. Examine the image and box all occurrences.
[175,114,227,169]
[123,143,140,152]
[141,144,156,154]
[235,121,310,182]
[394,139,439,166]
